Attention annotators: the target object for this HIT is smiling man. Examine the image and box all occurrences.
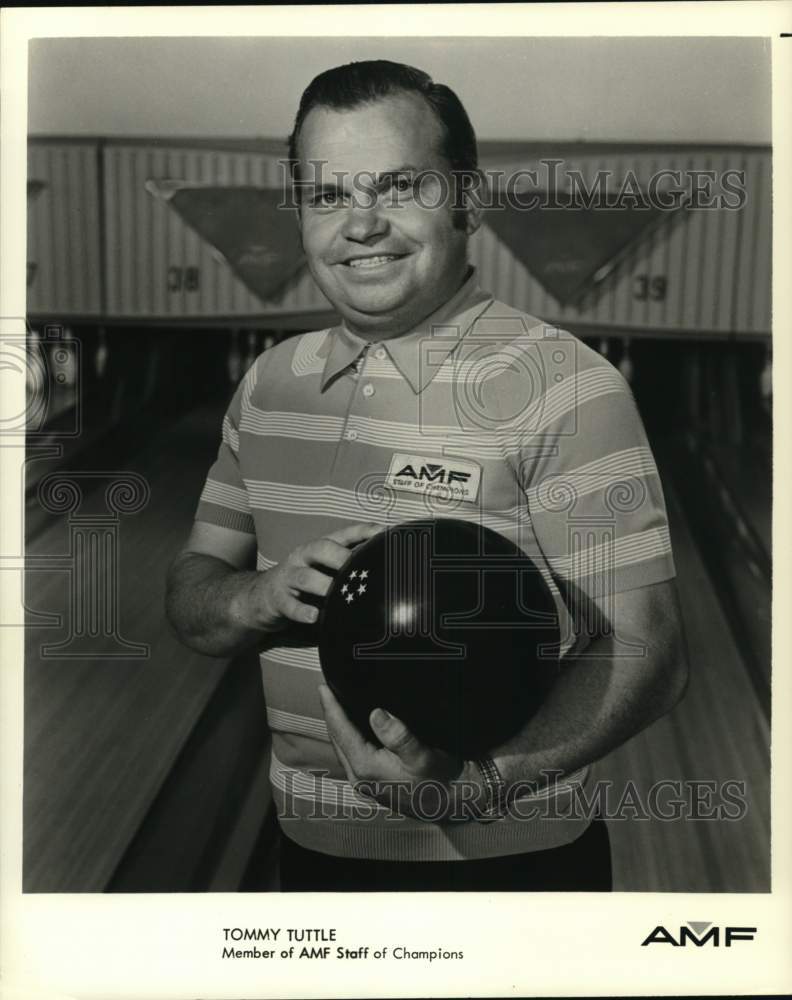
[166,60,688,892]
[293,88,473,338]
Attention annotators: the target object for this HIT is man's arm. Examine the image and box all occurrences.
[165,520,383,658]
[320,576,689,813]
[165,522,263,658]
[473,576,689,791]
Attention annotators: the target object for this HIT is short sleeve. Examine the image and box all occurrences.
[507,341,676,600]
[194,364,256,535]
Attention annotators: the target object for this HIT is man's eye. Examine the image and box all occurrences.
[383,174,415,198]
[310,190,343,208]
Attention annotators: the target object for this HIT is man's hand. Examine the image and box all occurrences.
[232,522,383,634]
[165,520,382,657]
[318,683,467,820]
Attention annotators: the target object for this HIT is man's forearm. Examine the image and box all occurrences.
[165,552,264,657]
[481,630,688,792]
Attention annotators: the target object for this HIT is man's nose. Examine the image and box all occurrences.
[341,195,388,242]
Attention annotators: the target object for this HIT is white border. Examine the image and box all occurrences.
[2,5,790,998]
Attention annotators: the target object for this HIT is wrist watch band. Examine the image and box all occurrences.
[472,757,507,822]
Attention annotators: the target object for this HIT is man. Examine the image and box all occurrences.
[166,60,688,892]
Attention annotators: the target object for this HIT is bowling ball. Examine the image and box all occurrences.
[318,518,560,758]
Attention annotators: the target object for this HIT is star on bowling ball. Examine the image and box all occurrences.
[340,569,370,604]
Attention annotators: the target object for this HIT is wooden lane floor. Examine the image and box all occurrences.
[601,450,770,892]
[23,403,244,892]
[707,435,772,563]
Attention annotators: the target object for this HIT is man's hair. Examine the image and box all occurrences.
[287,59,478,176]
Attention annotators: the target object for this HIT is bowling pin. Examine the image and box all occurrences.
[243,331,257,370]
[227,330,242,383]
[94,327,108,380]
[61,328,77,388]
[759,347,773,401]
[618,338,634,383]
[263,334,276,351]
[759,346,772,410]
[598,337,609,358]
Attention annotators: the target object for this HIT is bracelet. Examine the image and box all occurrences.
[472,757,507,822]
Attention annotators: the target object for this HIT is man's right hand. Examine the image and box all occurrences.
[232,522,383,634]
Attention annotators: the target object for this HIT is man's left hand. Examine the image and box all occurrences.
[318,683,465,819]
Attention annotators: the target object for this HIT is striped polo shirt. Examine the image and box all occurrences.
[195,270,676,861]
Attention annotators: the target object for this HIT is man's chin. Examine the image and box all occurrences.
[335,294,415,333]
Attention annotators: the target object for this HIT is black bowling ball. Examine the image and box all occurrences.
[318,517,560,758]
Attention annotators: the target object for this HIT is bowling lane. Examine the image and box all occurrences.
[707,436,772,561]
[23,402,268,891]
[601,450,770,892]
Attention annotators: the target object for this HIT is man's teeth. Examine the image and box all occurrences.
[348,255,399,268]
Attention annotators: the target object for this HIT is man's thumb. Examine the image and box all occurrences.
[370,708,423,763]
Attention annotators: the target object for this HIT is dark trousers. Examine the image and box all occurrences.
[279,817,612,892]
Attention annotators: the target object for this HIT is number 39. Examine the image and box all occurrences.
[634,275,667,301]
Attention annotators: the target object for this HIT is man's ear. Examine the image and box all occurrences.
[291,198,306,254]
[464,201,483,237]
[462,168,487,236]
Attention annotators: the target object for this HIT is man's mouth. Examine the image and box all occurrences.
[343,254,406,269]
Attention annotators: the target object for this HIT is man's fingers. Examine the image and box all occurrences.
[294,525,383,574]
[369,707,427,770]
[324,522,383,548]
[255,523,382,631]
[328,732,356,784]
[287,565,332,598]
[277,592,319,625]
[300,538,355,572]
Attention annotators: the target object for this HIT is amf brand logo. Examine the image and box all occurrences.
[641,922,756,947]
[394,462,471,485]
[385,452,482,502]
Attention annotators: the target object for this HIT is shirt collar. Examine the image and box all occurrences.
[320,268,493,394]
